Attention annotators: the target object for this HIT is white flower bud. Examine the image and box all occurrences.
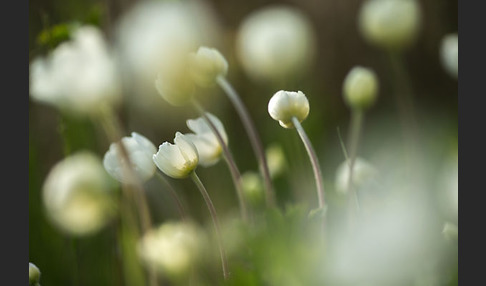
[185,112,228,167]
[343,66,379,110]
[440,33,458,78]
[29,262,41,286]
[359,0,421,52]
[29,25,121,116]
[138,221,204,278]
[236,5,317,82]
[335,157,378,194]
[268,90,309,128]
[153,132,199,179]
[189,46,228,87]
[42,152,116,236]
[103,132,157,184]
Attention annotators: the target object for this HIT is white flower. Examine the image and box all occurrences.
[115,0,221,95]
[42,152,116,236]
[266,144,287,178]
[334,157,378,194]
[189,46,228,87]
[153,132,199,179]
[103,132,157,184]
[240,171,264,206]
[236,5,316,82]
[29,25,121,116]
[29,263,41,286]
[343,66,379,110]
[268,90,310,128]
[185,113,228,167]
[137,221,204,277]
[440,33,458,78]
[359,0,421,51]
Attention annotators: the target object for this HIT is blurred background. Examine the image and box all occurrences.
[29,0,458,285]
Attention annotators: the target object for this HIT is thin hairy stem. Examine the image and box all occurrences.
[191,100,249,222]
[291,117,325,209]
[190,172,230,280]
[216,75,276,207]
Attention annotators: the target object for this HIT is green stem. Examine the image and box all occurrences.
[291,117,325,209]
[216,75,276,207]
[190,171,230,280]
[346,110,364,212]
[191,100,249,222]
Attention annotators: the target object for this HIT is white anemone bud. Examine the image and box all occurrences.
[359,0,421,52]
[236,5,316,82]
[335,157,378,194]
[189,46,228,87]
[29,25,121,116]
[103,132,157,184]
[153,132,199,179]
[268,90,310,128]
[29,262,41,286]
[440,33,458,78]
[185,112,228,167]
[138,221,204,278]
[343,66,379,110]
[42,152,116,236]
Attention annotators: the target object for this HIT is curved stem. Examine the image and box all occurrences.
[155,171,187,220]
[190,172,230,280]
[216,75,276,207]
[191,100,249,222]
[291,117,325,209]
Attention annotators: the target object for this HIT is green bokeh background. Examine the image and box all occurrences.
[29,0,458,285]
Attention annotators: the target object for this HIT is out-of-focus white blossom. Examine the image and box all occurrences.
[268,90,310,128]
[240,171,264,206]
[185,113,228,167]
[236,5,316,82]
[335,157,378,194]
[103,132,157,184]
[440,33,458,78]
[137,221,204,277]
[189,46,228,87]
[42,152,116,236]
[115,0,221,94]
[29,26,121,116]
[29,262,41,286]
[343,66,379,110]
[266,144,287,178]
[153,132,199,179]
[359,0,421,52]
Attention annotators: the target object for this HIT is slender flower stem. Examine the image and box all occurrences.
[190,171,230,280]
[346,109,364,211]
[216,75,276,207]
[96,106,157,286]
[191,100,249,222]
[291,117,325,209]
[155,171,187,220]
